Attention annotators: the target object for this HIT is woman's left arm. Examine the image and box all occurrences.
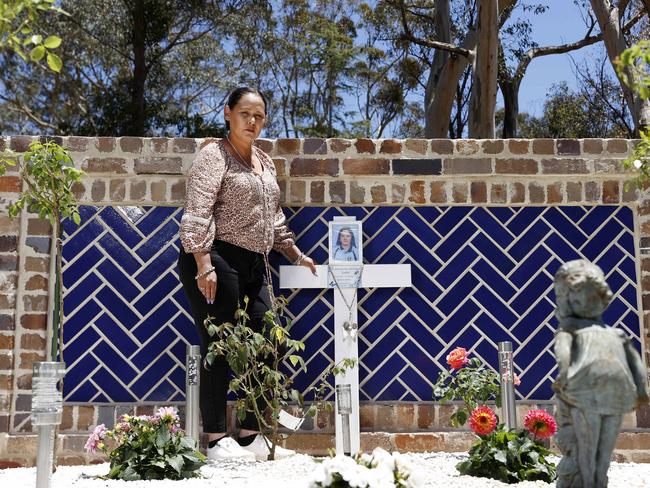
[272,206,317,275]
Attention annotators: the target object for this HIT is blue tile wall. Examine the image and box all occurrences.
[61,205,641,402]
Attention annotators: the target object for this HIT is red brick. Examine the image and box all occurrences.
[350,181,366,204]
[495,158,537,174]
[342,159,389,174]
[254,139,273,153]
[82,158,126,173]
[430,139,454,155]
[566,182,582,202]
[547,182,563,203]
[170,180,186,201]
[60,406,73,430]
[0,255,17,271]
[508,139,529,154]
[0,235,17,252]
[78,406,95,430]
[471,181,487,203]
[417,405,435,429]
[380,139,402,154]
[482,140,503,154]
[556,139,580,155]
[0,334,14,349]
[134,157,182,174]
[310,181,325,203]
[603,180,620,203]
[21,333,45,350]
[452,183,468,203]
[289,180,306,203]
[585,181,600,202]
[130,180,146,200]
[583,139,603,154]
[430,182,447,203]
[443,158,492,174]
[354,139,376,154]
[65,136,89,152]
[25,275,47,291]
[273,158,286,176]
[95,137,115,152]
[71,181,85,200]
[19,351,45,369]
[0,294,15,309]
[172,138,197,153]
[329,181,345,203]
[606,138,628,154]
[529,182,545,203]
[541,158,588,174]
[27,218,51,236]
[0,353,13,369]
[276,138,300,154]
[370,184,386,203]
[303,138,327,155]
[455,140,480,155]
[360,405,374,429]
[329,139,351,153]
[0,176,21,192]
[392,183,406,203]
[405,139,428,155]
[408,181,425,204]
[0,314,13,331]
[109,179,126,201]
[9,135,35,152]
[490,183,507,203]
[24,257,48,273]
[119,137,143,153]
[290,158,339,176]
[16,373,31,390]
[149,137,169,153]
[395,404,415,430]
[532,139,554,155]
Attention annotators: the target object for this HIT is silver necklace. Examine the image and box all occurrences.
[226,136,252,168]
[328,265,364,340]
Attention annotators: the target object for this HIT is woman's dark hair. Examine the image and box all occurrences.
[336,226,357,249]
[225,86,268,130]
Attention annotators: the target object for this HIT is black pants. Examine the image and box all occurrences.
[178,240,272,433]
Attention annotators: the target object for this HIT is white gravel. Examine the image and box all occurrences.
[1,452,649,488]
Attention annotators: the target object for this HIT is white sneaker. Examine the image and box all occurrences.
[240,434,296,461]
[206,436,256,461]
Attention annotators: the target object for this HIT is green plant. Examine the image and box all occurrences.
[433,348,501,427]
[0,0,66,71]
[616,41,650,188]
[0,141,84,360]
[85,407,206,481]
[456,426,556,484]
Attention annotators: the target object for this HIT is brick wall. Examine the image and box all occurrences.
[1,135,649,465]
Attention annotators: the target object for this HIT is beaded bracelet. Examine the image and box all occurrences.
[195,266,215,280]
[292,253,306,266]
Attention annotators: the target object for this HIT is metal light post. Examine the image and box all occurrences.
[32,361,66,488]
[336,384,352,455]
[498,341,517,430]
[185,345,201,445]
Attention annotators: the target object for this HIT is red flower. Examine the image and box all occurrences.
[513,373,521,386]
[446,347,469,370]
[524,409,557,439]
[469,406,498,436]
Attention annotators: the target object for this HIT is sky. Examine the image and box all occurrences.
[507,0,614,116]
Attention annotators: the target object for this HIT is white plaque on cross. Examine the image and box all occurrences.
[279,216,411,454]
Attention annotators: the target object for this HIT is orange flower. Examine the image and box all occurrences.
[469,406,497,436]
[524,409,557,439]
[513,373,521,386]
[446,347,469,370]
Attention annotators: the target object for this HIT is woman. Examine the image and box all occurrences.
[332,227,358,262]
[178,87,316,461]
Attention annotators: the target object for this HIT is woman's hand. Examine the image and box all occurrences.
[197,269,217,303]
[300,256,317,276]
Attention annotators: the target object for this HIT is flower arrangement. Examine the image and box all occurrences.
[308,447,421,488]
[84,406,206,481]
[432,346,501,426]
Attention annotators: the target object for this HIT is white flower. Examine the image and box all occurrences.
[634,159,643,169]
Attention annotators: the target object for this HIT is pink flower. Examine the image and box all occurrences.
[469,406,497,436]
[513,373,521,386]
[446,347,469,370]
[524,409,557,439]
[84,424,107,454]
[156,406,178,422]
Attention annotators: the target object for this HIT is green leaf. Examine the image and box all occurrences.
[30,45,45,62]
[43,35,61,49]
[168,455,184,474]
[289,354,300,367]
[46,52,62,72]
[30,34,43,45]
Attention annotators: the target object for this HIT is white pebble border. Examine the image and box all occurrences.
[1,452,649,488]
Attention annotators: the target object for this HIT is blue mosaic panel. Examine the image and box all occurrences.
[62,205,642,402]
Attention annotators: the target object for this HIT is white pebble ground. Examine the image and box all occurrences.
[2,452,649,487]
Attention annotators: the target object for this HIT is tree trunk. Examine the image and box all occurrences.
[424,0,451,136]
[589,0,641,133]
[468,0,499,138]
[500,78,519,138]
[424,0,518,138]
[131,0,147,136]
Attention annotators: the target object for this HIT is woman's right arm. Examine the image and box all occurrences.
[179,144,226,302]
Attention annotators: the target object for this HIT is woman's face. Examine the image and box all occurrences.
[339,230,352,248]
[225,93,266,144]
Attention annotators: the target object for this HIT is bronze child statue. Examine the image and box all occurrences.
[553,260,648,487]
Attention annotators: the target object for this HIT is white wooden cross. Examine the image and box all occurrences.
[280,216,411,454]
